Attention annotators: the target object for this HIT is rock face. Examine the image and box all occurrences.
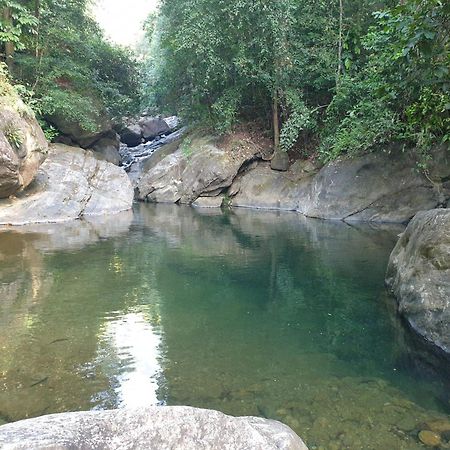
[0,95,48,198]
[230,147,448,223]
[386,209,450,357]
[139,116,171,140]
[0,144,134,225]
[299,149,448,223]
[137,135,264,204]
[0,406,308,450]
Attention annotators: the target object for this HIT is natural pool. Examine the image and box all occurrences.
[0,204,449,449]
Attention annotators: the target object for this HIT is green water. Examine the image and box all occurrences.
[0,204,449,449]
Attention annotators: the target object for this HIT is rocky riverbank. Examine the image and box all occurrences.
[132,132,449,224]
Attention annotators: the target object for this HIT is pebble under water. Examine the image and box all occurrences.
[0,204,449,449]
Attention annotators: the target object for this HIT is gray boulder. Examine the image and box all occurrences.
[0,144,134,225]
[48,111,111,149]
[137,135,262,204]
[92,134,121,165]
[231,162,311,211]
[270,150,289,171]
[0,406,308,450]
[0,95,48,198]
[386,209,450,356]
[139,116,171,140]
[298,149,448,223]
[120,124,142,147]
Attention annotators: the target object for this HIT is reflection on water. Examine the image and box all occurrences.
[101,310,163,408]
[0,204,449,449]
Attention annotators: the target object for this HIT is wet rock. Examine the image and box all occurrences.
[271,151,289,171]
[0,92,47,198]
[139,116,170,140]
[418,430,442,447]
[0,144,134,225]
[120,124,142,147]
[386,209,450,357]
[0,406,308,450]
[426,419,450,433]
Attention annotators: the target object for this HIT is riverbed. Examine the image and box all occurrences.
[0,204,449,449]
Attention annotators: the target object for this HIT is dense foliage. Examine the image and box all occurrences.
[0,0,141,137]
[143,0,449,160]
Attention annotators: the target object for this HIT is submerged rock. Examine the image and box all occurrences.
[0,91,48,198]
[0,144,133,225]
[0,406,308,450]
[386,209,450,357]
[418,430,442,447]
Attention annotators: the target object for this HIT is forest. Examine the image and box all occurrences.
[1,0,448,163]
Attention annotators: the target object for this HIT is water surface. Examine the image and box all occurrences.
[1,204,449,449]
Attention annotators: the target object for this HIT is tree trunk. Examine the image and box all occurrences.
[273,89,280,151]
[3,7,14,74]
[35,0,40,58]
[336,0,344,90]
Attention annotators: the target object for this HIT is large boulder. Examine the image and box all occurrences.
[0,406,308,450]
[139,116,171,140]
[298,149,448,223]
[120,124,142,147]
[0,90,48,198]
[231,162,312,211]
[386,209,450,357]
[0,144,133,225]
[137,135,264,204]
[48,111,112,149]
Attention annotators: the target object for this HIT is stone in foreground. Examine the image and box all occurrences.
[0,144,134,225]
[0,406,308,450]
[386,209,450,357]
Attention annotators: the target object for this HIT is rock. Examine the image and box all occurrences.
[137,135,262,204]
[0,91,48,198]
[0,406,308,450]
[120,124,142,147]
[231,162,311,211]
[418,430,442,447]
[0,144,134,225]
[164,115,180,130]
[426,419,450,433]
[192,196,224,208]
[299,149,448,223]
[91,134,121,165]
[47,110,111,149]
[139,116,171,140]
[271,150,289,171]
[386,209,450,356]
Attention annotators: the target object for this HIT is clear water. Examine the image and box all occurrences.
[0,204,449,449]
